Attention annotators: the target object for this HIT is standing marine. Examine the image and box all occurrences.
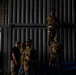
[20,43,25,66]
[23,39,37,75]
[19,43,25,75]
[47,12,57,45]
[49,36,63,70]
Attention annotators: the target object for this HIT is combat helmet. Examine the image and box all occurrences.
[26,39,32,46]
[20,42,25,46]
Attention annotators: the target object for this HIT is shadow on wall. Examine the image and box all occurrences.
[0,32,1,52]
[0,52,2,74]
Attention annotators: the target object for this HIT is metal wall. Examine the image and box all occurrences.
[8,0,76,62]
[10,24,76,62]
[57,26,76,62]
[11,24,47,62]
[9,0,75,24]
[0,26,8,74]
[1,24,76,75]
[0,0,75,74]
[7,0,76,62]
[54,0,75,24]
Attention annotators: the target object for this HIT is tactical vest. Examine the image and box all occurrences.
[23,48,36,72]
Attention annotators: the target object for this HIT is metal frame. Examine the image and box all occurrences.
[8,23,47,75]
[0,24,8,74]
[9,23,46,28]
[0,24,8,28]
[0,23,76,75]
[8,23,76,68]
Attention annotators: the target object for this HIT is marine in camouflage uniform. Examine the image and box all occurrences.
[19,43,25,75]
[23,39,37,75]
[20,43,25,66]
[49,37,63,69]
[47,12,57,45]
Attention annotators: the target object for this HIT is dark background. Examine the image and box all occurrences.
[0,0,76,75]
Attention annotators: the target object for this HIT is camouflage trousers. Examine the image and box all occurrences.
[11,60,20,75]
[24,61,36,75]
[49,53,61,69]
[11,60,15,75]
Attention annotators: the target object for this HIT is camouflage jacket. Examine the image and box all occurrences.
[23,48,37,62]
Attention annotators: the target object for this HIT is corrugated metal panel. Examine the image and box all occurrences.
[58,26,76,62]
[68,0,72,23]
[55,0,58,17]
[8,0,13,23]
[13,0,17,23]
[54,0,75,24]
[21,0,26,23]
[0,1,8,24]
[0,28,8,74]
[39,0,43,23]
[72,0,75,24]
[0,0,75,74]
[34,29,39,61]
[26,0,30,23]
[1,28,4,72]
[21,29,25,42]
[10,25,76,62]
[30,0,34,23]
[9,0,75,24]
[68,28,72,61]
[8,0,76,62]
[3,28,8,73]
[59,0,63,23]
[72,28,76,62]
[47,0,50,18]
[64,0,68,23]
[12,29,17,47]
[30,29,34,48]
[17,29,21,41]
[43,0,47,23]
[34,0,39,23]
[38,29,42,61]
[17,0,21,23]
[12,27,47,62]
[43,28,47,62]
[1,26,76,75]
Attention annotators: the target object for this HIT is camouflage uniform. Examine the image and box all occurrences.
[20,43,25,66]
[47,12,57,45]
[11,60,15,75]
[11,42,21,75]
[49,37,63,69]
[23,40,37,75]
[19,43,25,75]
